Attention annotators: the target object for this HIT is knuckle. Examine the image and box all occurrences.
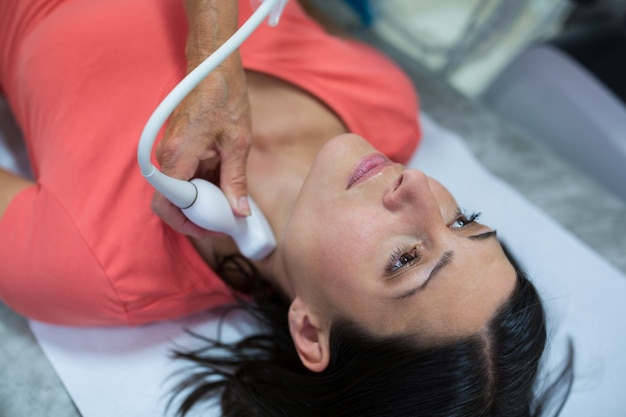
[224,130,251,156]
[236,132,252,150]
[224,171,248,190]
[155,136,184,167]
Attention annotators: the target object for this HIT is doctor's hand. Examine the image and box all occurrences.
[151,0,252,238]
[152,57,252,238]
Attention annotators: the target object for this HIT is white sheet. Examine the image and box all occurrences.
[3,112,625,416]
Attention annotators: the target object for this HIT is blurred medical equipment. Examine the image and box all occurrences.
[306,0,574,96]
[374,0,570,76]
[483,1,626,201]
[340,0,375,26]
[137,0,287,260]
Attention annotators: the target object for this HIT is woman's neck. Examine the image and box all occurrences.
[247,146,308,243]
[187,143,308,295]
[190,70,348,295]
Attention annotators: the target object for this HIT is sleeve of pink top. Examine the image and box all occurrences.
[0,185,128,325]
[0,181,234,327]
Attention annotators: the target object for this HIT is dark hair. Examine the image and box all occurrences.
[169,249,574,417]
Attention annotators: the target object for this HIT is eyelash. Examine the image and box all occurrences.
[451,210,481,228]
[387,246,419,273]
[386,210,481,273]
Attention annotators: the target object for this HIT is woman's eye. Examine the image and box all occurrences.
[451,211,481,229]
[388,247,419,273]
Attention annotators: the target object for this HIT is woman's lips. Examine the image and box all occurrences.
[347,153,391,189]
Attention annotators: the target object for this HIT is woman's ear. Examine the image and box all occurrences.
[288,297,330,373]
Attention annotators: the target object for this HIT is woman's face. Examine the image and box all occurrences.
[278,134,516,341]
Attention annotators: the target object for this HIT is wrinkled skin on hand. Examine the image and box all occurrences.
[152,57,252,238]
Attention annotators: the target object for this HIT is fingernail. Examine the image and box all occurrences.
[238,196,251,216]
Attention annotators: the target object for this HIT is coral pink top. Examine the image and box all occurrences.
[0,0,420,325]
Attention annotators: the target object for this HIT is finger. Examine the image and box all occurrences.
[158,108,223,178]
[156,134,212,181]
[219,131,251,217]
[151,192,211,238]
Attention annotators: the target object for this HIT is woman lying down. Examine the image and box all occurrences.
[0,0,573,416]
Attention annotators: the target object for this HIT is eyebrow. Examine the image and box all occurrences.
[393,251,452,300]
[393,230,497,300]
[468,230,498,241]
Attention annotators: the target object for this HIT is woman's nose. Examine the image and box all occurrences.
[383,169,440,214]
